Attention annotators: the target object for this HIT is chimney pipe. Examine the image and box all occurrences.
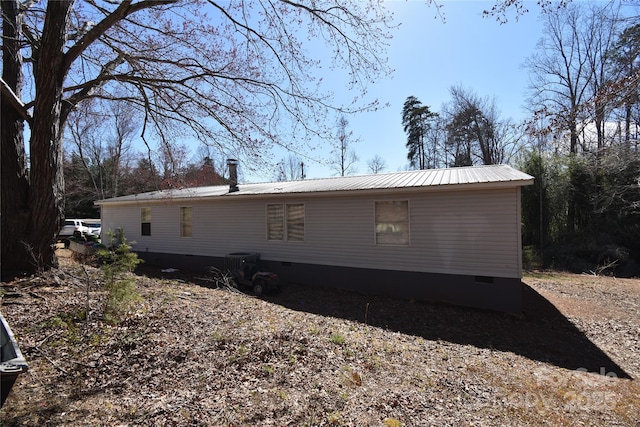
[227,158,239,193]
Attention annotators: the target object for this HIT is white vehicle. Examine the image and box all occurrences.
[84,221,101,237]
[58,219,92,247]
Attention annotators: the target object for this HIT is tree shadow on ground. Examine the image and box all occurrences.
[136,265,631,380]
[263,281,632,380]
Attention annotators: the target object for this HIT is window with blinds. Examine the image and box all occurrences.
[375,201,409,245]
[180,206,192,238]
[267,204,284,240]
[286,203,305,242]
[267,203,304,242]
[141,207,151,236]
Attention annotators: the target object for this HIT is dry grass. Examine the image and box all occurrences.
[1,252,639,426]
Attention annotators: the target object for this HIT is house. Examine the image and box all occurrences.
[96,162,534,313]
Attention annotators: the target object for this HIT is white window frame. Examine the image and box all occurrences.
[374,200,410,246]
[266,203,305,242]
[141,207,151,236]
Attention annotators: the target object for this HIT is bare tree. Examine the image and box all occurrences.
[275,154,305,181]
[66,103,106,199]
[66,100,140,201]
[524,5,593,155]
[1,0,393,273]
[483,0,572,24]
[330,115,359,176]
[106,102,138,197]
[445,86,519,166]
[583,3,621,152]
[156,141,190,186]
[607,22,640,147]
[424,114,448,169]
[367,155,387,174]
[524,3,624,235]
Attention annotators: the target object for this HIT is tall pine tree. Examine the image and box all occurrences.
[402,96,437,169]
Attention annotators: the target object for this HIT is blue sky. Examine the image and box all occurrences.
[258,0,545,182]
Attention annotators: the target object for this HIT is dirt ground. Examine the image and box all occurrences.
[1,249,639,426]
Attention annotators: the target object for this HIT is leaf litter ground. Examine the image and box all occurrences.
[1,249,639,426]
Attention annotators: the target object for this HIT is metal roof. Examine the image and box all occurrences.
[96,164,534,205]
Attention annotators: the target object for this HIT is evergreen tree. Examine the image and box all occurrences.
[402,96,437,169]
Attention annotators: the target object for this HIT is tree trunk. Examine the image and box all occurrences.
[566,116,579,237]
[1,1,72,277]
[595,98,605,153]
[1,1,31,278]
[625,101,632,145]
[28,1,73,269]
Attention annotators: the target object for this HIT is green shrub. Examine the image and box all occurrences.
[522,246,542,270]
[97,229,143,324]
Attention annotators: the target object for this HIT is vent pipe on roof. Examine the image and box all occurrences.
[227,158,239,193]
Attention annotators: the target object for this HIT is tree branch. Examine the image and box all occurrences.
[61,52,126,121]
[63,0,178,73]
[0,77,32,124]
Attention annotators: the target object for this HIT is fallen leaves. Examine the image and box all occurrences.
[1,256,639,426]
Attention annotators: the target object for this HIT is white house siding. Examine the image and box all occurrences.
[101,186,522,280]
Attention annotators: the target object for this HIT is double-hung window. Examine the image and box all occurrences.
[180,206,192,237]
[141,207,151,236]
[375,201,409,245]
[286,204,305,242]
[267,203,304,242]
[267,204,284,240]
